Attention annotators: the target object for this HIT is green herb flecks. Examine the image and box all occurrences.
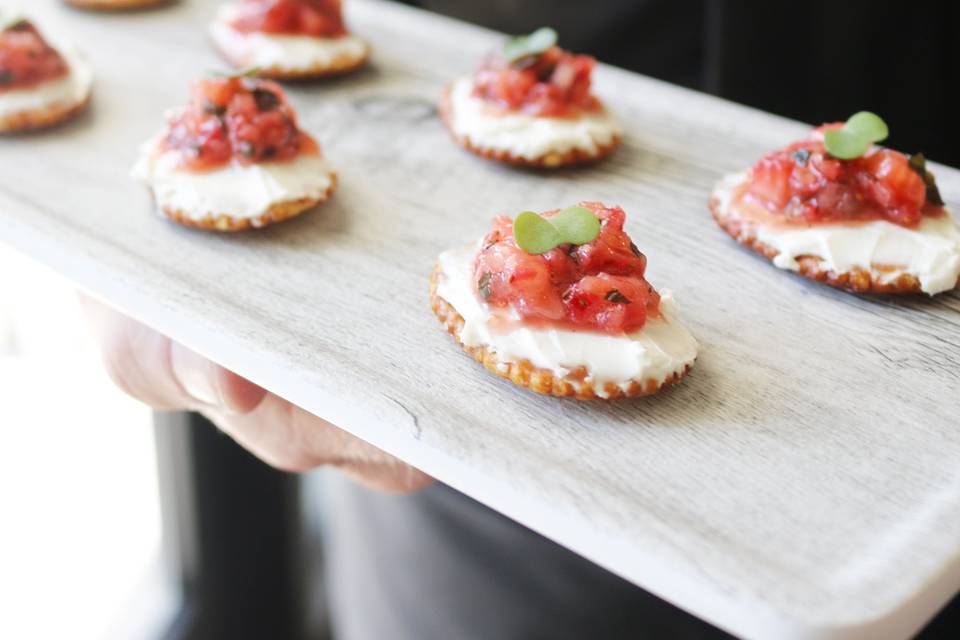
[252,87,279,111]
[908,153,945,207]
[477,272,492,300]
[604,289,631,304]
[791,149,811,166]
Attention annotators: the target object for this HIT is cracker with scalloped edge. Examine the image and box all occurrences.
[438,84,620,169]
[707,190,945,294]
[0,93,89,134]
[429,265,690,400]
[156,175,336,232]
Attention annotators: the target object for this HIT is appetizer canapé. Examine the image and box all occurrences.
[0,17,92,133]
[210,0,369,79]
[132,74,336,230]
[439,28,622,168]
[431,203,698,399]
[710,113,960,294]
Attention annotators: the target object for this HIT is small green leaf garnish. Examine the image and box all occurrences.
[502,27,558,63]
[513,211,561,254]
[550,206,601,245]
[604,289,631,304]
[477,272,492,300]
[908,153,945,207]
[845,111,889,141]
[823,111,889,160]
[513,206,601,255]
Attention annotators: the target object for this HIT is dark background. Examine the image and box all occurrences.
[411,0,960,167]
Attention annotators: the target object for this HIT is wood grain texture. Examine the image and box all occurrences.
[2,2,960,638]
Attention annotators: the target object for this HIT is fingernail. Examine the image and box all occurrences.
[170,343,219,407]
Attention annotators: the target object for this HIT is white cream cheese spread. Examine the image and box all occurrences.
[131,139,335,221]
[713,172,960,295]
[446,76,622,161]
[436,241,699,396]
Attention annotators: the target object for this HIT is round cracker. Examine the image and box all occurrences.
[438,85,620,169]
[157,174,336,232]
[429,265,691,401]
[0,94,90,134]
[212,35,369,80]
[707,192,949,295]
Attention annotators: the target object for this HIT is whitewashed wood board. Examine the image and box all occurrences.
[2,1,960,638]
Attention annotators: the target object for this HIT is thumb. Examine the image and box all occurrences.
[80,293,266,414]
[169,342,267,414]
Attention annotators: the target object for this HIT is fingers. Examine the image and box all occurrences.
[170,341,267,413]
[338,459,436,495]
[80,293,194,411]
[80,293,267,414]
[80,293,435,494]
[203,394,435,494]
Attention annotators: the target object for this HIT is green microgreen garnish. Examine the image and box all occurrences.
[604,289,631,304]
[502,27,558,63]
[908,153,945,207]
[513,211,561,254]
[550,205,601,244]
[823,111,889,160]
[513,206,600,255]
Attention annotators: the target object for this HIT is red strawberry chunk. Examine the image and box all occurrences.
[472,46,599,117]
[163,76,308,170]
[229,0,348,38]
[0,21,68,92]
[565,274,657,334]
[745,127,937,227]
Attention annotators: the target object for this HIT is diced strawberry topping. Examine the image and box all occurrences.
[745,125,938,227]
[163,76,314,171]
[0,20,68,92]
[472,46,598,117]
[229,0,347,38]
[565,274,653,332]
[474,203,660,335]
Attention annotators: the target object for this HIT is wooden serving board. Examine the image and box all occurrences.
[3,1,960,638]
